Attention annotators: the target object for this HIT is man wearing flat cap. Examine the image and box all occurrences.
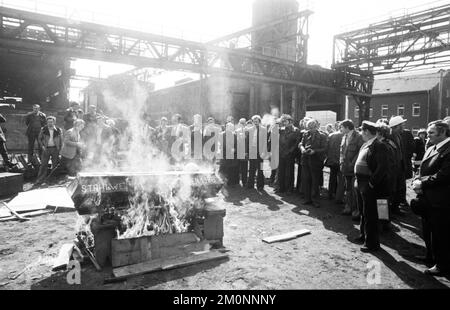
[354,121,390,252]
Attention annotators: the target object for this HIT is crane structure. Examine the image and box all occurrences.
[333,2,450,121]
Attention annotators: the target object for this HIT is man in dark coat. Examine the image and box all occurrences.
[354,121,390,252]
[63,101,80,131]
[325,124,344,200]
[0,113,14,171]
[299,118,327,207]
[276,114,300,194]
[247,115,267,190]
[413,129,427,174]
[25,104,47,162]
[413,120,450,276]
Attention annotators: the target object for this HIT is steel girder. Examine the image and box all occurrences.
[333,3,450,75]
[0,6,371,98]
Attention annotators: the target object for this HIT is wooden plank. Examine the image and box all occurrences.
[161,251,228,271]
[0,201,29,222]
[113,250,228,280]
[262,229,311,244]
[52,243,74,271]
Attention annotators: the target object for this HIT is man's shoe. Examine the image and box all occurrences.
[414,255,434,266]
[424,265,448,276]
[360,245,380,253]
[353,236,365,244]
[303,200,313,205]
[312,202,320,208]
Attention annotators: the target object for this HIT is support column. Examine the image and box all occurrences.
[337,94,346,121]
[280,85,285,114]
[291,86,298,122]
[249,83,258,117]
[353,95,371,126]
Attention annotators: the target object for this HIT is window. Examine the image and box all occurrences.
[412,128,419,137]
[412,103,420,117]
[369,107,373,118]
[354,106,359,118]
[381,105,388,118]
[397,104,405,116]
[446,89,450,98]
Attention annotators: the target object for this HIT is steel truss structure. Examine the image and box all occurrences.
[333,3,450,121]
[0,6,372,99]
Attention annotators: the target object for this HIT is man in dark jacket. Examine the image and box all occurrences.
[389,115,414,212]
[247,115,267,190]
[413,120,450,276]
[0,113,14,171]
[413,129,427,174]
[276,114,300,194]
[354,121,390,252]
[299,118,327,207]
[25,104,47,162]
[325,124,344,200]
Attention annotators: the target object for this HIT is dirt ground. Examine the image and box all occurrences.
[1,178,450,290]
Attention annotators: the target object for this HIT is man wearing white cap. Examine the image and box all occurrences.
[389,115,414,215]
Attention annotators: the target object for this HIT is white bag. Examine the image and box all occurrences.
[377,199,389,220]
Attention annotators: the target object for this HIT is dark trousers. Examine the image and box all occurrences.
[37,147,60,181]
[301,162,322,202]
[270,169,277,184]
[51,156,81,177]
[0,141,11,166]
[219,161,239,186]
[278,156,295,192]
[239,160,248,186]
[421,210,433,261]
[328,164,339,197]
[344,175,358,213]
[27,133,42,161]
[355,177,380,249]
[247,159,264,189]
[392,166,406,209]
[430,208,450,270]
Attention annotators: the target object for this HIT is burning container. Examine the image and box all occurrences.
[69,170,225,268]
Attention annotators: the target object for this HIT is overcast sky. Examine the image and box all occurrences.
[5,0,446,98]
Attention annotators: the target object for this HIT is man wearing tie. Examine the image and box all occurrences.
[413,120,450,276]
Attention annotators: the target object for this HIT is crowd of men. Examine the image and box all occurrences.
[1,102,450,276]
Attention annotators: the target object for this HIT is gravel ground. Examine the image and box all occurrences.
[1,179,450,290]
